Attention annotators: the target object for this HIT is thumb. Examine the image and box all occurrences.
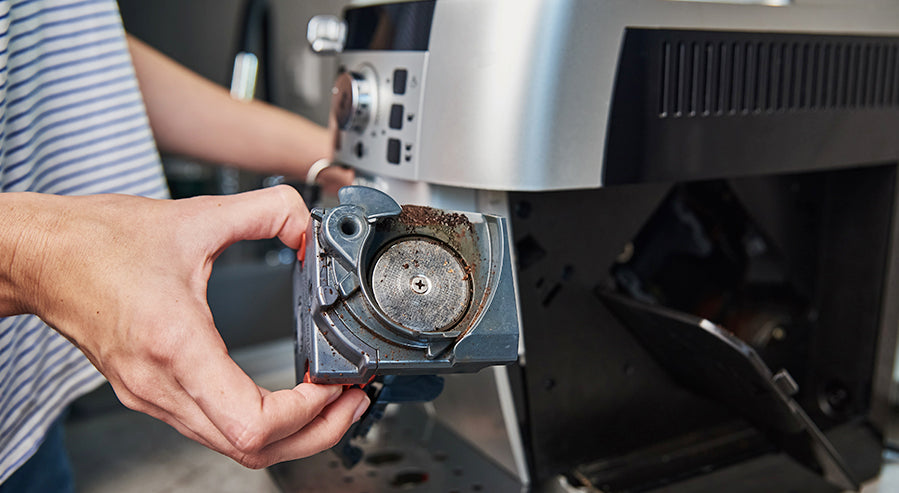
[191,185,310,251]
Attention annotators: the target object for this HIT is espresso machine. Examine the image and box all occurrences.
[271,1,899,491]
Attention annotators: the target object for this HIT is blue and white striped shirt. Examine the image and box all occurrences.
[0,0,168,482]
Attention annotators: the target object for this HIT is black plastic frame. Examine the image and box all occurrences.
[343,0,436,51]
[603,29,899,185]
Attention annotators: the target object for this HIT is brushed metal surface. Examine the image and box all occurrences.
[371,238,472,332]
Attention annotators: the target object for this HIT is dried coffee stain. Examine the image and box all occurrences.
[461,264,472,281]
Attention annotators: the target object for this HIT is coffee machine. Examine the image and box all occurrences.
[271,1,899,491]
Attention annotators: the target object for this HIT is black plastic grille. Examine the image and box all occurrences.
[659,39,899,117]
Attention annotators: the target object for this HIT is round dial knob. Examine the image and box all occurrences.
[332,68,376,132]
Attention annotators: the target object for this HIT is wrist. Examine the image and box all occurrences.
[0,193,67,317]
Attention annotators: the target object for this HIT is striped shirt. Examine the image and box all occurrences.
[0,0,168,482]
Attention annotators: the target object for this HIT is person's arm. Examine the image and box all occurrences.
[0,186,368,468]
[127,35,352,193]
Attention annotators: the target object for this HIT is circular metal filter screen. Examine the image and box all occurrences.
[371,238,472,332]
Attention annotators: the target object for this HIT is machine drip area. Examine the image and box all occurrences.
[602,180,859,490]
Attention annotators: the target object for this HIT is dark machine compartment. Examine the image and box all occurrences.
[509,163,899,491]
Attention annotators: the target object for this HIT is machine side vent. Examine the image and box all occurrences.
[659,39,899,118]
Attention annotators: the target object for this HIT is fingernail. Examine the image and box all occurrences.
[353,395,371,423]
[325,385,343,406]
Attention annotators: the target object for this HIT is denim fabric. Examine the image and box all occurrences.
[0,417,74,493]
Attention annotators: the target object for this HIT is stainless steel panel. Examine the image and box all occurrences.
[268,403,525,493]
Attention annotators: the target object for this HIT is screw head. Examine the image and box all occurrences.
[410,275,431,295]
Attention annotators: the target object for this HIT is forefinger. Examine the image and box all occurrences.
[174,338,349,454]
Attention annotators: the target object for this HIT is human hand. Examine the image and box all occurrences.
[6,186,369,468]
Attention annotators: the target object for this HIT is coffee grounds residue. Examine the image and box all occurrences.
[399,205,470,229]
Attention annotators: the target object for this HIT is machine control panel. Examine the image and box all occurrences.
[330,52,428,181]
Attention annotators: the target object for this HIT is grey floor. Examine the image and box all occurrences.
[68,410,280,493]
[66,340,292,493]
[64,339,899,493]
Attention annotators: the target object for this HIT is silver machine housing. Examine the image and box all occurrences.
[329,0,899,192]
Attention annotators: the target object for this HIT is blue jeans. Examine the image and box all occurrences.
[0,417,74,493]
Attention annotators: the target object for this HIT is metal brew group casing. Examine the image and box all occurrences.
[294,186,519,385]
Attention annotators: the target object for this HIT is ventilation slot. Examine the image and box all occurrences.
[659,39,899,118]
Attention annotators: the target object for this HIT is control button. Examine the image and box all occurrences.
[333,69,376,132]
[354,142,364,159]
[393,69,408,95]
[387,138,401,164]
[389,104,404,130]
